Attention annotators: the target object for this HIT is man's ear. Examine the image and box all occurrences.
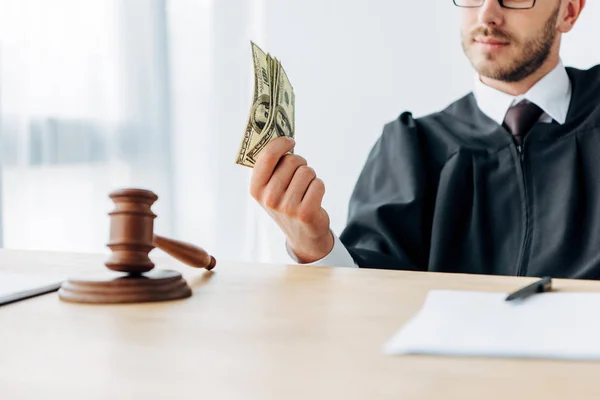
[557,0,586,34]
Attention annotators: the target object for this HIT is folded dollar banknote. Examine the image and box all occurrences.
[235,42,295,168]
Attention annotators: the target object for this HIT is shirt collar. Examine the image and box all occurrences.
[473,61,572,126]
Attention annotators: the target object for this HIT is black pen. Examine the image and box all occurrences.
[505,276,553,302]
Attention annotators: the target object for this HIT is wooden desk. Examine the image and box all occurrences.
[1,249,600,399]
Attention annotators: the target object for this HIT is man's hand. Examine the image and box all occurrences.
[250,137,334,263]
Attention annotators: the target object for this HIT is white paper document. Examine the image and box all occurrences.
[0,272,63,306]
[384,290,600,361]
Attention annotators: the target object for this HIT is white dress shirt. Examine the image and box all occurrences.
[287,61,573,268]
[473,61,572,126]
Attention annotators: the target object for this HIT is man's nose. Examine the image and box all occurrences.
[478,0,505,26]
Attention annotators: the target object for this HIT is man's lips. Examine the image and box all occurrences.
[474,37,509,51]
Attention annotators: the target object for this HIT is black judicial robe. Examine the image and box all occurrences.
[340,65,600,279]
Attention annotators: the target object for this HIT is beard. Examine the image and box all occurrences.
[462,5,560,82]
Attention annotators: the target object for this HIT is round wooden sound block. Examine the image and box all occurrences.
[58,269,192,304]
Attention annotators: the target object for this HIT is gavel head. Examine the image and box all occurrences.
[105,188,158,274]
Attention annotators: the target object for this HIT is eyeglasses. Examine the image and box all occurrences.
[453,0,536,9]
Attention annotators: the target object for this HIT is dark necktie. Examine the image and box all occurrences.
[502,101,544,145]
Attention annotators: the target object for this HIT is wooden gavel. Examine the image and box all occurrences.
[58,188,215,304]
[105,188,216,274]
[152,235,216,271]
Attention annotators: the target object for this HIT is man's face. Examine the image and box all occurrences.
[254,103,270,129]
[461,0,562,82]
[276,112,290,137]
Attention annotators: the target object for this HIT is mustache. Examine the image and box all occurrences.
[470,26,514,42]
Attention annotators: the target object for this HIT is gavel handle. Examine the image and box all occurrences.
[152,234,216,270]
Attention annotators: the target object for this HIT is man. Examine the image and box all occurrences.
[251,96,271,133]
[250,0,599,279]
[274,107,293,139]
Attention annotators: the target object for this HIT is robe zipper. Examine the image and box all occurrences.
[515,144,529,276]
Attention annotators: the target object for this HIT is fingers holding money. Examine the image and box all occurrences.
[278,165,316,211]
[263,159,309,209]
[241,43,331,263]
[296,178,326,224]
[250,136,298,193]
[250,137,323,217]
[249,136,332,263]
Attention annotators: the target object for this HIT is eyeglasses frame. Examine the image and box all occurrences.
[452,0,537,10]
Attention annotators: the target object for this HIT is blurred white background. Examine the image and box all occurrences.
[0,0,598,263]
